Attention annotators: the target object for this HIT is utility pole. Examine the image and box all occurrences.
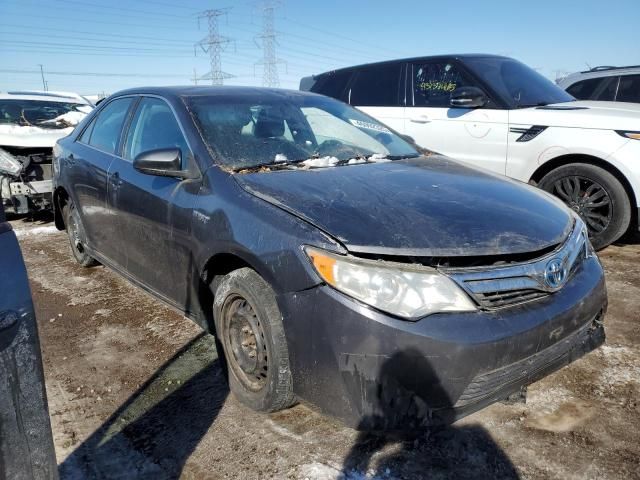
[255,0,285,87]
[38,64,47,91]
[195,8,234,86]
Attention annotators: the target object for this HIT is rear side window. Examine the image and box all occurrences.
[124,97,189,162]
[616,75,640,103]
[310,70,352,102]
[87,97,134,154]
[412,62,473,107]
[566,77,617,101]
[348,64,403,106]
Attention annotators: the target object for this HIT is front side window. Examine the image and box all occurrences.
[187,93,419,170]
[124,97,189,161]
[412,62,473,107]
[616,75,640,103]
[349,64,402,107]
[87,97,134,154]
[464,57,574,108]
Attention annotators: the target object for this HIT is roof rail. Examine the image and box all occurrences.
[580,65,640,73]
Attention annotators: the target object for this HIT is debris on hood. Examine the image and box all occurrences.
[300,156,340,168]
[39,110,88,128]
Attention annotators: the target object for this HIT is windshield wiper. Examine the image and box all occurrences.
[515,102,550,109]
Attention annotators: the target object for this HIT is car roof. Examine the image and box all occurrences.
[306,54,511,77]
[0,90,90,104]
[108,85,326,102]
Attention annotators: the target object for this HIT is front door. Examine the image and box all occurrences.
[108,96,199,309]
[403,60,509,175]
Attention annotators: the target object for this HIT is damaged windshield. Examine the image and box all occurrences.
[0,99,90,129]
[186,93,419,170]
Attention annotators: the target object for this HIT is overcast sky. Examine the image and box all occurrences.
[1,0,638,95]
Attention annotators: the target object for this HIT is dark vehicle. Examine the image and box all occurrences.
[0,203,58,478]
[53,86,606,429]
[301,55,640,251]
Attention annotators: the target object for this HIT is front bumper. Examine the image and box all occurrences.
[279,254,606,430]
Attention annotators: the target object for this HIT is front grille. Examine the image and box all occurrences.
[476,289,549,309]
[455,314,604,407]
[445,219,589,310]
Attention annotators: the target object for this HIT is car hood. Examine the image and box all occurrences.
[0,124,75,148]
[234,156,573,257]
[510,100,640,130]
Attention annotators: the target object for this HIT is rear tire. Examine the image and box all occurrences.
[63,203,98,267]
[538,163,631,250]
[213,268,295,413]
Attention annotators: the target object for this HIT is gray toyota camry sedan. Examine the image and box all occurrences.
[53,86,606,429]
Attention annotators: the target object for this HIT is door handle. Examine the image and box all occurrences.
[67,153,76,165]
[410,115,431,124]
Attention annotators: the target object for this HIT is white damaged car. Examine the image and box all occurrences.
[0,91,92,215]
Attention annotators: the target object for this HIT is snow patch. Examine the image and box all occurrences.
[13,225,59,238]
[298,462,381,480]
[275,153,288,162]
[40,110,87,127]
[367,153,391,163]
[301,156,339,168]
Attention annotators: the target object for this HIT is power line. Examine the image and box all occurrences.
[254,0,284,87]
[0,69,191,78]
[195,8,235,85]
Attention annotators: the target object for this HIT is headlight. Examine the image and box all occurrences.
[305,247,476,319]
[0,148,23,176]
[616,130,640,140]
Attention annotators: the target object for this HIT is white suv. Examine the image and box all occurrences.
[301,55,640,249]
[558,65,640,104]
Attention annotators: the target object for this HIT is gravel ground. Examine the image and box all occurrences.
[9,214,640,480]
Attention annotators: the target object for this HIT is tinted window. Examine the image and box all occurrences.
[464,57,574,108]
[348,64,402,106]
[616,75,640,103]
[124,97,189,162]
[310,70,352,101]
[78,118,95,143]
[412,62,473,107]
[566,78,608,99]
[88,97,134,154]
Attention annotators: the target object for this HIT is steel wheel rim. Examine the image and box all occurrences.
[550,175,612,235]
[222,294,268,391]
[68,213,85,254]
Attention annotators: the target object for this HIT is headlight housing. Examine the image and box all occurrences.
[305,247,476,319]
[616,130,640,140]
[0,148,23,176]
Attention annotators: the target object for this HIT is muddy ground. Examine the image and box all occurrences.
[8,215,640,480]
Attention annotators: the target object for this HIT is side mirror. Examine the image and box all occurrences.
[133,148,188,178]
[450,87,488,108]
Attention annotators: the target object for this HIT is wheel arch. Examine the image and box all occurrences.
[53,186,69,230]
[530,154,638,226]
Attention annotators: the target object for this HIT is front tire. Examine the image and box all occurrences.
[538,163,631,250]
[63,203,98,267]
[213,268,295,412]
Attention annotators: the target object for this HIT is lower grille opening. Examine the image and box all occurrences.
[477,289,550,309]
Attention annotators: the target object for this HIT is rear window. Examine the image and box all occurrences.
[566,77,617,101]
[616,75,640,103]
[309,70,352,102]
[348,64,402,107]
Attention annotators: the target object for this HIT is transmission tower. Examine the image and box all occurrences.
[255,1,285,87]
[195,8,234,86]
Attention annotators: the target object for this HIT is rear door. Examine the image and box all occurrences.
[403,59,509,174]
[108,96,199,309]
[345,62,406,134]
[69,96,135,264]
